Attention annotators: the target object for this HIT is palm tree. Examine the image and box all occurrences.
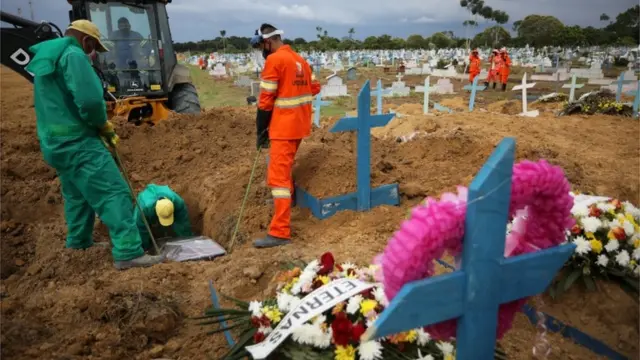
[599,13,610,27]
[316,26,323,40]
[348,28,355,40]
[220,30,227,52]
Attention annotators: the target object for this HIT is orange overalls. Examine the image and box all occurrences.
[468,54,481,83]
[500,53,512,85]
[258,45,321,240]
[486,54,502,84]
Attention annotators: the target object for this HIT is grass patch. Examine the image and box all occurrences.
[188,66,250,108]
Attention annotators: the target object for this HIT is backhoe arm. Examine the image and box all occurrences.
[0,11,62,83]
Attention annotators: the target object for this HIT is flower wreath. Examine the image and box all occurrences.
[376,159,575,340]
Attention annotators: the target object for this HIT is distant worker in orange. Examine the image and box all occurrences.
[468,49,481,83]
[250,23,321,248]
[499,48,512,91]
[485,49,501,89]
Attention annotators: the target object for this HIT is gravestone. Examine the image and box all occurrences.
[385,73,410,97]
[434,78,454,94]
[321,74,348,97]
[251,81,260,96]
[432,65,458,78]
[346,67,357,81]
[234,75,252,87]
[211,63,227,78]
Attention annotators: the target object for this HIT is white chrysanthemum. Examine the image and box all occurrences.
[623,201,640,219]
[596,255,609,267]
[571,203,589,217]
[573,236,591,255]
[292,324,316,345]
[259,326,272,335]
[415,350,435,360]
[616,250,631,267]
[291,260,320,295]
[416,328,431,346]
[634,266,640,277]
[633,248,640,261]
[277,292,294,312]
[313,327,332,348]
[623,221,635,236]
[248,301,263,317]
[605,239,620,252]
[609,219,622,228]
[372,287,389,307]
[581,217,603,233]
[437,341,454,355]
[597,202,615,212]
[358,341,383,360]
[288,296,302,310]
[312,315,326,325]
[346,295,364,315]
[341,262,357,271]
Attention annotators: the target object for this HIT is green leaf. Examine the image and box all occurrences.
[548,283,557,299]
[220,327,257,360]
[196,314,250,326]
[623,275,639,291]
[563,269,582,292]
[206,321,247,335]
[220,292,251,309]
[583,275,597,291]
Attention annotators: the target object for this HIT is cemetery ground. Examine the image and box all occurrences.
[1,64,639,360]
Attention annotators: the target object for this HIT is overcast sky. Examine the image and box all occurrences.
[2,0,636,42]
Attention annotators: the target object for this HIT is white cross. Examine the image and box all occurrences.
[422,76,434,115]
[562,74,584,102]
[395,73,404,82]
[512,73,539,117]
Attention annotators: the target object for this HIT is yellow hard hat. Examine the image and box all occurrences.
[68,20,109,52]
[155,198,175,226]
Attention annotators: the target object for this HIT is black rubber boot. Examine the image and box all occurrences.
[483,82,489,88]
[492,83,497,89]
[253,235,291,248]
[502,83,507,92]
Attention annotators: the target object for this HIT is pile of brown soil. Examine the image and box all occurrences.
[1,67,638,360]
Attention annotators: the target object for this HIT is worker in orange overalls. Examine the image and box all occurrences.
[250,23,321,248]
[485,49,501,89]
[468,49,481,83]
[499,48,512,91]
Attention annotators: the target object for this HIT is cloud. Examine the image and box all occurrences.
[412,16,438,24]
[277,5,315,20]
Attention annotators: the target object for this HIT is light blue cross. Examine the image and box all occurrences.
[626,81,639,119]
[314,57,321,79]
[370,79,392,115]
[463,76,486,112]
[330,80,395,211]
[312,94,332,127]
[616,72,635,103]
[364,137,575,360]
[562,74,584,102]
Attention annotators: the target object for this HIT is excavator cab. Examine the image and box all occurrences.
[0,0,200,124]
[68,0,200,123]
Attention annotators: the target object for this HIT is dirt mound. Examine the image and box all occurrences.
[1,67,639,359]
[439,96,469,111]
[487,100,522,115]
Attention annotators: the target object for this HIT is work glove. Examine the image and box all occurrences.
[100,121,120,148]
[256,109,272,150]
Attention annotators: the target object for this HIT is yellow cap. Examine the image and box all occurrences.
[155,198,175,226]
[68,20,109,52]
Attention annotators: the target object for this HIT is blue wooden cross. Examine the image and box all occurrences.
[627,81,639,119]
[463,76,486,112]
[363,137,575,360]
[616,72,635,103]
[294,81,400,219]
[312,93,333,127]
[434,103,453,114]
[562,74,584,102]
[370,79,392,115]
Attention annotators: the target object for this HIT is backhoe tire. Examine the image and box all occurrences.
[169,83,201,114]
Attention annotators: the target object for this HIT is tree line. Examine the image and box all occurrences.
[173,6,639,54]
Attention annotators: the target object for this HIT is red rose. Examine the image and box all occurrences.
[613,227,627,241]
[589,205,601,218]
[571,224,582,235]
[251,316,261,328]
[352,322,366,341]
[318,252,335,275]
[253,331,266,343]
[611,199,622,210]
[359,289,374,299]
[331,312,353,346]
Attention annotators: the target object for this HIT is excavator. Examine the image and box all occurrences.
[0,0,201,124]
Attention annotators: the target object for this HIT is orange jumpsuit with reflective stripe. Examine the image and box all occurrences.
[258,45,321,239]
[468,55,481,82]
[486,54,502,83]
[500,53,512,84]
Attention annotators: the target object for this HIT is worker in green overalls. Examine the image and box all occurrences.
[134,184,193,249]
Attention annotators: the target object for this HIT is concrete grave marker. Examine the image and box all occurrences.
[386,73,410,97]
[251,81,260,96]
[434,78,454,94]
[512,73,539,117]
[346,67,357,81]
[321,73,348,97]
[211,63,227,78]
[234,75,252,87]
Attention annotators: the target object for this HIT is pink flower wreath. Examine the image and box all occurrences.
[375,159,574,340]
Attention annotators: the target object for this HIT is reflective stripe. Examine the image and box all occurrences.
[272,188,291,198]
[260,80,278,92]
[274,94,313,109]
